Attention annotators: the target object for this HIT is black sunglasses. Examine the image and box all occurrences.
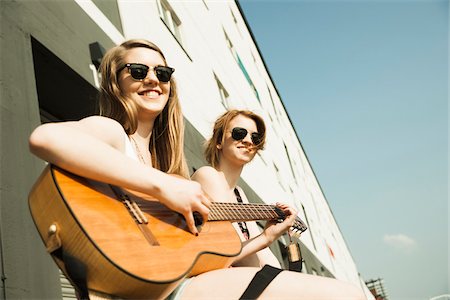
[231,127,263,145]
[118,63,175,82]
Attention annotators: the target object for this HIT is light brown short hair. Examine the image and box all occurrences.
[204,110,266,168]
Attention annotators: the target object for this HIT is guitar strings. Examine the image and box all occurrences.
[136,200,307,232]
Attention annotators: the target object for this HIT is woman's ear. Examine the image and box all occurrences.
[216,144,222,150]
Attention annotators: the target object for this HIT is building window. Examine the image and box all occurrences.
[266,84,276,121]
[92,0,123,35]
[214,74,230,108]
[157,0,183,44]
[224,29,238,61]
[273,162,285,191]
[301,204,317,251]
[224,29,260,102]
[202,0,209,10]
[252,52,262,76]
[236,54,259,102]
[284,142,298,184]
[230,7,237,24]
[256,152,267,165]
[229,7,242,37]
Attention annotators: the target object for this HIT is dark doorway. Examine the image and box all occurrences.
[31,37,99,122]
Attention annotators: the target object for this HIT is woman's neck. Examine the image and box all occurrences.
[217,161,244,191]
[133,118,155,144]
[130,119,154,166]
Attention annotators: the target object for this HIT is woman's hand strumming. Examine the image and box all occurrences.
[158,176,211,236]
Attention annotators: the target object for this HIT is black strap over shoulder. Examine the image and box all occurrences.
[239,265,283,300]
[234,188,250,240]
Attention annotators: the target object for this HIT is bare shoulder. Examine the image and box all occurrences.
[191,166,229,202]
[72,116,126,148]
[191,166,228,186]
[191,166,220,180]
[75,116,123,132]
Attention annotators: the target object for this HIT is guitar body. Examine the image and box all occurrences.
[28,165,242,299]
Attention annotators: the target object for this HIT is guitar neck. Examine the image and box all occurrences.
[208,202,308,234]
[209,202,282,222]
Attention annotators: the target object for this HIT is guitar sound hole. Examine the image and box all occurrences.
[193,212,204,226]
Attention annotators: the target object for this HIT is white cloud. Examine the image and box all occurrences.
[383,234,417,252]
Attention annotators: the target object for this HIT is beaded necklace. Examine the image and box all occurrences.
[130,136,149,165]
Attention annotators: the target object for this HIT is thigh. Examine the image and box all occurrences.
[180,268,365,300]
[259,271,365,300]
[180,267,260,300]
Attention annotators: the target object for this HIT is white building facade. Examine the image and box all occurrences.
[0,0,373,298]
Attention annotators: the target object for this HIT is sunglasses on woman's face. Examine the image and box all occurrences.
[118,63,175,82]
[231,127,262,145]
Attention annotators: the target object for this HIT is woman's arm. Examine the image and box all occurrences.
[29,116,209,234]
[240,221,281,268]
[232,191,296,267]
[192,167,296,265]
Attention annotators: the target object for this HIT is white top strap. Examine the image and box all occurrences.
[124,135,139,161]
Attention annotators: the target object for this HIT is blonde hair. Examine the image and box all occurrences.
[204,110,266,169]
[98,39,188,177]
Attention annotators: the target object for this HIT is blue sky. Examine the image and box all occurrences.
[239,1,448,299]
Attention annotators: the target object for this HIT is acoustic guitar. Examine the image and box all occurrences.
[28,165,307,299]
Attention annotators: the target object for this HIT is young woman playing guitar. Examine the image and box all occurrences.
[29,40,365,300]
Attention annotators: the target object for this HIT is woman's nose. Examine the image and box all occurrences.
[143,67,159,83]
[242,132,253,144]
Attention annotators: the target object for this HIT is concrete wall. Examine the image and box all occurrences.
[0,0,117,298]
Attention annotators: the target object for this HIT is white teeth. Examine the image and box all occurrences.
[145,91,158,97]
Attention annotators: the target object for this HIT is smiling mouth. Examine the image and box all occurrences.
[238,146,255,152]
[138,90,160,97]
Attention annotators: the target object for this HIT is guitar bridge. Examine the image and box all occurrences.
[109,185,159,246]
[109,185,148,224]
[121,194,149,225]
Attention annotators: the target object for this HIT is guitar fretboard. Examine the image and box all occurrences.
[209,202,308,234]
[136,199,307,234]
[209,202,281,222]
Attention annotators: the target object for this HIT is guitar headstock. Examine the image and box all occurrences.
[290,216,308,239]
[273,206,308,238]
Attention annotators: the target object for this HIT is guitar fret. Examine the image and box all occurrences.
[214,204,227,220]
[253,204,265,220]
[221,203,232,220]
[212,203,225,220]
[264,206,274,218]
[226,203,240,220]
[213,203,224,220]
[234,203,245,220]
[232,203,252,220]
[241,204,251,219]
[262,206,272,219]
[239,203,255,220]
[250,204,269,220]
[208,209,219,221]
[235,203,246,221]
